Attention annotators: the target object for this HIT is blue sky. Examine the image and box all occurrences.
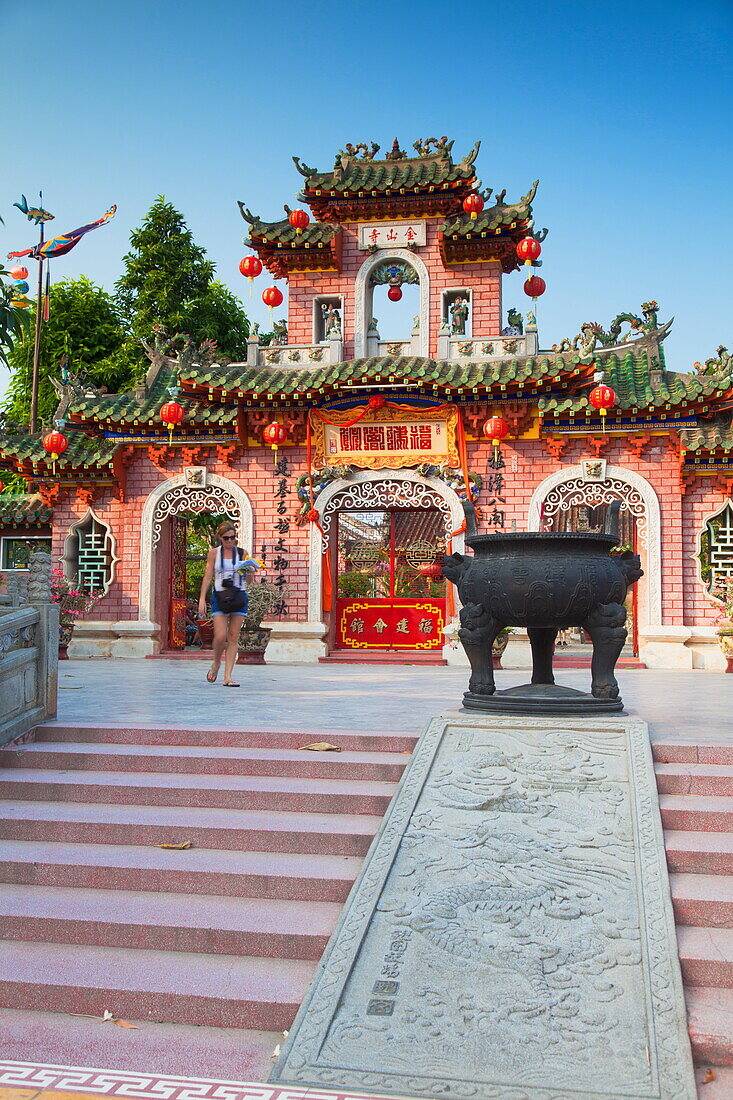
[1,0,731,399]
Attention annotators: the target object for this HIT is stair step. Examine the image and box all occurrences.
[0,741,410,781]
[656,763,733,797]
[665,830,733,875]
[0,800,381,856]
[33,722,419,753]
[686,986,733,1067]
[0,839,361,901]
[660,795,733,832]
[678,926,733,987]
[0,768,398,815]
[0,883,340,958]
[654,742,733,766]
[0,938,314,1029]
[0,1006,280,1080]
[671,873,733,927]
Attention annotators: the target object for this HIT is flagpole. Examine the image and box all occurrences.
[29,195,45,435]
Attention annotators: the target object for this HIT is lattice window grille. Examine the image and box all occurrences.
[700,501,733,596]
[63,509,118,595]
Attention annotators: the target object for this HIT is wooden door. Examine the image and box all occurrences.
[168,516,188,649]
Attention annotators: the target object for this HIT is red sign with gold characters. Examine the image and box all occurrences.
[337,600,445,650]
[310,405,459,471]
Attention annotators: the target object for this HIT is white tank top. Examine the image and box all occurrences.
[214,546,245,591]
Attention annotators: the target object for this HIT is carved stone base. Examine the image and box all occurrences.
[272,715,695,1100]
[463,682,624,715]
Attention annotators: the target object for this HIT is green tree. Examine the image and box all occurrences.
[115,197,249,374]
[2,276,127,426]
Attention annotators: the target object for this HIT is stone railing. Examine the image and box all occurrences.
[0,552,59,746]
[248,335,344,368]
[439,330,539,360]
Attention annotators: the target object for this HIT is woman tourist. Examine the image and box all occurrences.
[198,521,258,687]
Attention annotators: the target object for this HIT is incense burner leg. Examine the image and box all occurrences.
[528,627,558,685]
[459,602,502,696]
[583,602,628,700]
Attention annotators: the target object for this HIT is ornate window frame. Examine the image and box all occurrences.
[62,508,119,594]
[696,497,733,606]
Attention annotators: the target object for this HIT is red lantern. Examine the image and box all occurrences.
[387,285,402,302]
[263,421,288,464]
[368,395,386,410]
[523,275,546,298]
[42,430,68,470]
[160,400,184,443]
[0,480,4,494]
[483,415,509,462]
[483,416,509,445]
[588,385,616,433]
[9,265,29,281]
[419,562,444,580]
[463,193,484,220]
[239,255,262,296]
[288,209,310,235]
[263,286,284,311]
[516,237,541,263]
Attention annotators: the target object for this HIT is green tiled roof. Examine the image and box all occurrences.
[681,418,733,453]
[241,209,339,248]
[297,145,479,196]
[0,431,117,471]
[182,352,597,398]
[67,360,237,430]
[442,182,538,237]
[538,350,727,416]
[0,494,52,526]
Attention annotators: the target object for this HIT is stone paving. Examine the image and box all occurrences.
[54,659,733,743]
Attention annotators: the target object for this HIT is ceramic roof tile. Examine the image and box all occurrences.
[0,494,52,526]
[681,418,733,453]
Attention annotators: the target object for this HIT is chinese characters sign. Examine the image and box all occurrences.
[337,600,444,650]
[310,406,459,471]
[358,222,426,250]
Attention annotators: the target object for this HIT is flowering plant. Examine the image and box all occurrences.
[51,567,102,629]
[711,575,733,630]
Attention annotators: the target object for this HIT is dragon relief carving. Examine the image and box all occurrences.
[552,303,662,355]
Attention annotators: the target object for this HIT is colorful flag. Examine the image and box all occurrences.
[8,205,117,261]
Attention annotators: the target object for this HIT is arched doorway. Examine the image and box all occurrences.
[354,249,430,357]
[309,470,465,656]
[138,470,253,652]
[528,463,662,654]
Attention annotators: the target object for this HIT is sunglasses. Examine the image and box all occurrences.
[221,534,237,540]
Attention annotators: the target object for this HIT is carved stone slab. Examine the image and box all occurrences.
[271,716,695,1100]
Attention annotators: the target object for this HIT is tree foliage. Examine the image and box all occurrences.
[2,276,128,426]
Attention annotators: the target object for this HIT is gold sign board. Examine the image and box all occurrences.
[310,405,459,470]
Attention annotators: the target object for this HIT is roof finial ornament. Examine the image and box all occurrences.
[460,141,481,167]
[292,156,316,178]
[386,138,407,161]
[237,202,257,225]
[413,136,454,158]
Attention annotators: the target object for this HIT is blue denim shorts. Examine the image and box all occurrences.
[210,589,248,617]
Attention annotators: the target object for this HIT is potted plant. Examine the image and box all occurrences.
[712,575,733,672]
[51,567,101,659]
[238,579,280,664]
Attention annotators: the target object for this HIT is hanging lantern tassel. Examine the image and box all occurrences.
[262,421,288,466]
[482,415,509,463]
[588,384,617,435]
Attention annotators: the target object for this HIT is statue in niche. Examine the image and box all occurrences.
[321,302,342,338]
[450,296,470,336]
[502,307,524,336]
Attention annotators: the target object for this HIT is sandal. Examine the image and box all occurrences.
[223,681,240,687]
[206,664,219,683]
